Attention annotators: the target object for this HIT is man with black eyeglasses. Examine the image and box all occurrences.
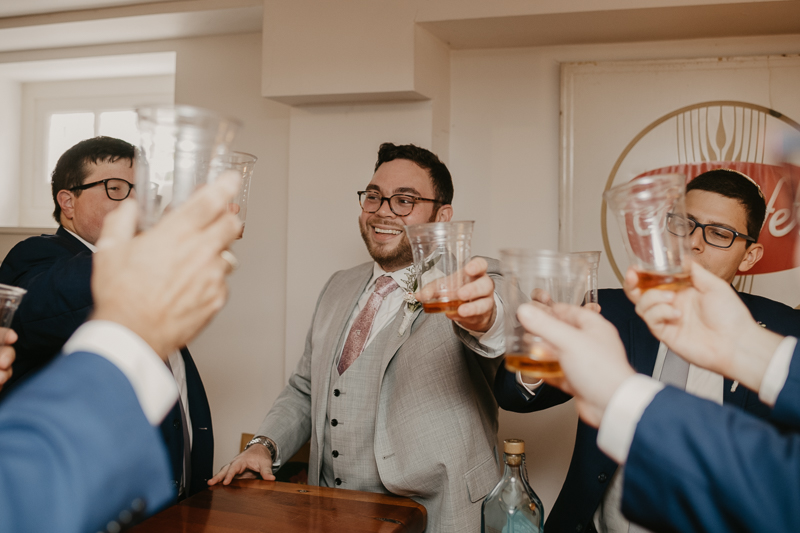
[0,136,214,502]
[494,168,800,533]
[210,142,506,532]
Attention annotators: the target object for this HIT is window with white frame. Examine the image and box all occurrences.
[19,74,174,227]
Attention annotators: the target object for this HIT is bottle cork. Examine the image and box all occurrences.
[504,439,525,455]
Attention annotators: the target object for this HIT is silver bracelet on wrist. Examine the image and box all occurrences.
[245,435,277,462]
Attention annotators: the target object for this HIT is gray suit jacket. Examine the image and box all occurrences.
[258,259,505,532]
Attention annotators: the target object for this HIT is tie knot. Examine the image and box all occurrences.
[374,275,398,297]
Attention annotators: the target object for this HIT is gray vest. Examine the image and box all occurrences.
[319,315,398,494]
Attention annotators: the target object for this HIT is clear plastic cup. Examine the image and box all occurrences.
[404,221,474,317]
[570,251,601,305]
[0,284,26,345]
[219,152,258,232]
[604,174,691,292]
[500,249,589,379]
[135,105,241,230]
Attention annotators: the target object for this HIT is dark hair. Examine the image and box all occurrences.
[374,143,454,205]
[686,168,766,243]
[51,136,135,223]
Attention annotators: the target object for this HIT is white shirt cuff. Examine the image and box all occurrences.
[597,374,664,465]
[458,293,506,356]
[759,336,798,407]
[62,320,178,426]
[516,371,543,395]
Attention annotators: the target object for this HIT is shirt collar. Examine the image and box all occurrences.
[64,228,97,253]
[370,263,413,292]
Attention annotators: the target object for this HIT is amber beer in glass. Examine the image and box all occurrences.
[500,250,590,379]
[604,173,691,292]
[404,221,474,315]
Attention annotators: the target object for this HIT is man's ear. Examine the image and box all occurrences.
[435,204,453,223]
[57,190,76,221]
[738,242,765,273]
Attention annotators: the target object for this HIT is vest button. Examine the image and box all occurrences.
[597,473,608,483]
[335,478,342,486]
[331,419,338,427]
[333,389,340,397]
[332,450,339,458]
[173,419,181,429]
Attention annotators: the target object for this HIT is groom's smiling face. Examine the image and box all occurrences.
[358,159,450,272]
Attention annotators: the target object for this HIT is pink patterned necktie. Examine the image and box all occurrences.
[337,275,399,375]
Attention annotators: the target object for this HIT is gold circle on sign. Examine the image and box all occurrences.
[601,100,800,284]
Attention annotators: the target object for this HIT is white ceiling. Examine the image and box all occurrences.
[0,0,177,18]
[0,1,263,54]
[0,51,176,82]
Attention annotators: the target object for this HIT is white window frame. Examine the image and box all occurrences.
[20,74,174,227]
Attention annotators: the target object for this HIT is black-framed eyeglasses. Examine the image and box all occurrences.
[357,190,440,217]
[70,178,134,201]
[667,213,755,249]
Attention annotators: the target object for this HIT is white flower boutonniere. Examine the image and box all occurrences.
[398,266,421,336]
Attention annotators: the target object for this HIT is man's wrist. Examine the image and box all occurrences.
[90,309,170,360]
[728,322,784,392]
[245,435,277,462]
[62,320,177,425]
[597,374,664,465]
[759,336,797,407]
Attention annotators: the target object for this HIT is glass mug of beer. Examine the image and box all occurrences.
[500,250,590,379]
[604,173,692,292]
[405,221,474,316]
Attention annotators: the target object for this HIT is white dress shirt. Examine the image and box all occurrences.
[62,320,178,425]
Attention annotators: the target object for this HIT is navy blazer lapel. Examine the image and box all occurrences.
[629,317,660,376]
[54,226,92,256]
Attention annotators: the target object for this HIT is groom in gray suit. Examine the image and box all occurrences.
[210,143,505,532]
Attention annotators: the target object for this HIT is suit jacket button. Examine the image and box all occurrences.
[333,389,340,397]
[335,478,342,486]
[131,499,146,513]
[597,473,608,483]
[575,525,583,532]
[331,419,338,427]
[332,450,339,458]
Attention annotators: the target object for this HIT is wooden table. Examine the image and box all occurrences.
[128,480,427,532]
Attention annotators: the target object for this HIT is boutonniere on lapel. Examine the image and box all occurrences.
[398,265,421,336]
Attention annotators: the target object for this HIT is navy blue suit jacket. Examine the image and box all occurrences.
[0,227,214,495]
[493,288,800,533]
[0,350,174,533]
[622,343,800,532]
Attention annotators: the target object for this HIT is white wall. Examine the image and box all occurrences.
[0,79,20,225]
[171,33,291,471]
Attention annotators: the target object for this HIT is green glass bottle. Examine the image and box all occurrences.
[481,439,544,533]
